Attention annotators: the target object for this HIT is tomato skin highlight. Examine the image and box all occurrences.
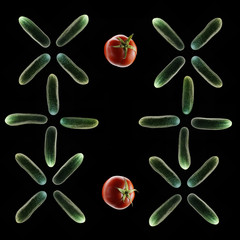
[102,176,136,210]
[104,34,137,67]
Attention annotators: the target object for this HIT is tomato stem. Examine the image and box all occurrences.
[117,178,138,206]
[112,34,137,59]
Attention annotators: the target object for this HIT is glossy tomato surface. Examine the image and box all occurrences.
[102,176,136,210]
[104,34,137,67]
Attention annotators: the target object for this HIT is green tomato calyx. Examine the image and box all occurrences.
[112,34,136,59]
[117,178,137,205]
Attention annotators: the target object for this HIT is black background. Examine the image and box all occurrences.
[2,1,238,238]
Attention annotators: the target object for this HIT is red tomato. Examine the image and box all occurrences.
[102,176,137,210]
[104,34,137,67]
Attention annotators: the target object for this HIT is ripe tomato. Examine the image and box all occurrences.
[104,34,137,67]
[102,176,137,210]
